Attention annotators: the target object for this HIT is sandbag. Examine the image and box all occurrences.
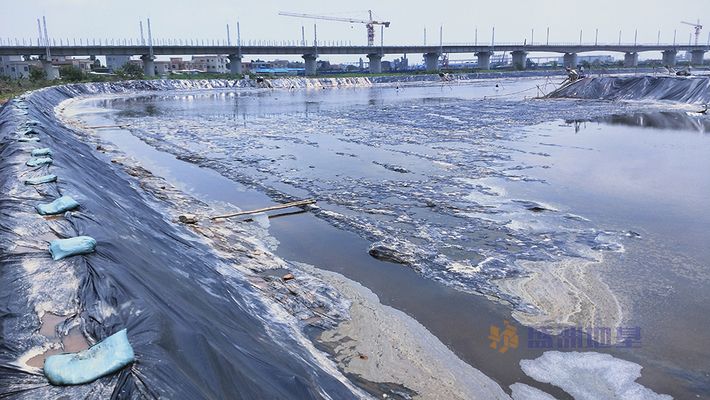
[24,174,57,185]
[44,329,135,385]
[31,148,52,157]
[36,196,80,215]
[26,157,53,167]
[49,236,97,260]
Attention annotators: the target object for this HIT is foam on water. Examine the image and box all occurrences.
[520,351,672,400]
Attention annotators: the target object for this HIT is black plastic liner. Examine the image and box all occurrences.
[0,85,361,399]
[547,75,710,103]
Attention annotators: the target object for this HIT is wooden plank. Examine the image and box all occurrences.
[210,199,316,220]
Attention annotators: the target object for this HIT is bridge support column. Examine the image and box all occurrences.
[475,51,491,70]
[423,52,440,72]
[141,55,155,77]
[40,58,59,80]
[662,50,677,67]
[511,50,527,70]
[563,53,578,68]
[228,54,242,75]
[302,54,317,76]
[691,50,705,66]
[624,52,639,67]
[367,54,382,74]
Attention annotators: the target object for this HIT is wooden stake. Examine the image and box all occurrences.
[84,124,130,129]
[210,199,316,220]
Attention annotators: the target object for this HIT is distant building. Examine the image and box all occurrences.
[54,57,94,72]
[0,56,34,79]
[557,55,614,65]
[191,55,229,73]
[106,55,131,72]
[393,56,409,71]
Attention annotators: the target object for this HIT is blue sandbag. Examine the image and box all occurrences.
[44,329,135,385]
[24,174,57,185]
[35,196,80,215]
[32,148,52,157]
[26,157,53,167]
[17,128,36,135]
[49,236,97,260]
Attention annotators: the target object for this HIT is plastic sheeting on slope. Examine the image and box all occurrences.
[546,75,710,103]
[0,86,363,399]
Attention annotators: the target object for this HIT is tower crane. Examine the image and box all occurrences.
[279,10,390,46]
[681,19,702,45]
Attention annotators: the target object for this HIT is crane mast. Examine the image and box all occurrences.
[681,19,703,45]
[279,10,390,46]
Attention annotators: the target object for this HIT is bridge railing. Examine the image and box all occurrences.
[0,36,704,48]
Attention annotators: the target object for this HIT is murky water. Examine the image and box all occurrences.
[68,78,710,398]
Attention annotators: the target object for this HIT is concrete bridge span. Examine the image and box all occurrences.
[2,43,708,76]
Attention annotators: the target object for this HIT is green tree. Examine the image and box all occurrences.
[60,65,85,82]
[28,66,47,82]
[115,62,144,80]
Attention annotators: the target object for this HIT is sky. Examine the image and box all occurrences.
[2,0,709,62]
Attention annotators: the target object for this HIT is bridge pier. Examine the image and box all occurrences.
[423,52,440,72]
[691,50,705,66]
[624,52,639,67]
[141,55,155,77]
[367,54,382,74]
[302,54,317,76]
[662,50,677,67]
[563,53,578,68]
[475,51,491,70]
[40,58,59,80]
[511,50,527,70]
[228,54,242,75]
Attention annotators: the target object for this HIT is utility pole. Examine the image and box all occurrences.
[579,29,582,45]
[531,28,534,45]
[424,27,427,46]
[595,28,598,45]
[147,18,153,57]
[657,29,661,45]
[546,27,550,45]
[237,21,241,55]
[618,29,622,45]
[226,24,231,46]
[634,29,637,46]
[492,26,495,46]
[673,29,677,46]
[301,25,305,46]
[475,27,478,46]
[42,16,50,59]
[36,18,42,46]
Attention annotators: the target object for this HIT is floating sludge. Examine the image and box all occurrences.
[49,236,96,260]
[36,195,80,215]
[24,174,57,185]
[44,329,135,385]
[26,157,53,167]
